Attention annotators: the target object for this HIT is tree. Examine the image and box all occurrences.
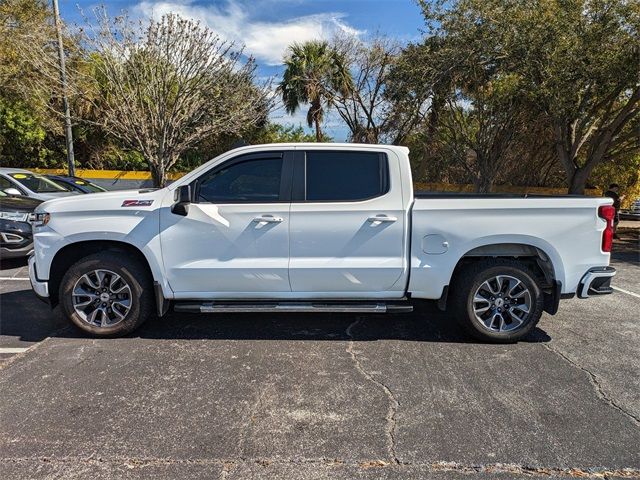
[278,41,353,142]
[418,0,640,194]
[390,5,528,192]
[330,34,401,143]
[253,123,331,144]
[0,0,64,166]
[23,10,271,187]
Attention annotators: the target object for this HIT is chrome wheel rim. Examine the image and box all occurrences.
[472,274,532,333]
[72,269,132,328]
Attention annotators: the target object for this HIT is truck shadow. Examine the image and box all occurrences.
[611,228,639,267]
[0,289,551,344]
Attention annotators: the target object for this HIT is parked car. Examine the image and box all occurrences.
[45,175,107,194]
[28,143,617,342]
[0,168,80,201]
[620,198,640,221]
[0,190,42,259]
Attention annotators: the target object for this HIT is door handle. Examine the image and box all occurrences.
[253,215,283,224]
[368,215,397,225]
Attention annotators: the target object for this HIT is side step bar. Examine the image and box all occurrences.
[174,301,413,314]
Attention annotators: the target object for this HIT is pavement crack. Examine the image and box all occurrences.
[237,381,269,456]
[346,317,400,465]
[541,342,640,425]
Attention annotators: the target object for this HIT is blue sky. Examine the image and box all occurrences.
[57,0,425,139]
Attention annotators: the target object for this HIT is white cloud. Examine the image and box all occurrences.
[135,0,364,65]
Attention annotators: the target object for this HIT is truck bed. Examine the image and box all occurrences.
[407,195,611,299]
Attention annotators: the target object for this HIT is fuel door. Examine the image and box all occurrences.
[422,234,449,255]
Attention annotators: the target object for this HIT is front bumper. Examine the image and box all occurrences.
[578,266,616,299]
[28,255,49,301]
[0,220,33,258]
[0,243,33,259]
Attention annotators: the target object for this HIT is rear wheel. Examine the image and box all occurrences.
[451,259,544,343]
[59,251,153,337]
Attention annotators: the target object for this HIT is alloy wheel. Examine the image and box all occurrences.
[72,269,132,328]
[472,274,532,333]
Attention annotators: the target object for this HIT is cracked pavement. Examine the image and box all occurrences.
[0,230,638,479]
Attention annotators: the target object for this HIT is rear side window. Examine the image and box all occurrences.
[305,151,388,202]
[197,157,283,203]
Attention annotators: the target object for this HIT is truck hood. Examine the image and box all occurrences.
[35,188,167,214]
[36,191,81,201]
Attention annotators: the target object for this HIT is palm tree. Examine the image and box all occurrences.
[278,41,353,142]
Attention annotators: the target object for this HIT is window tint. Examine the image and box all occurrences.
[0,176,14,191]
[81,181,107,193]
[10,173,69,193]
[305,151,388,201]
[198,157,283,203]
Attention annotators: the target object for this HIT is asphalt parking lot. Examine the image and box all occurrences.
[0,229,638,479]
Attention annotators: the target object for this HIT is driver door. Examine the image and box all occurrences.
[159,151,293,298]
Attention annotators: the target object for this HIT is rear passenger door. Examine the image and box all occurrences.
[288,149,406,297]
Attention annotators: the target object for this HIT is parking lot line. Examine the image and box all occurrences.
[612,286,640,299]
[0,277,30,281]
[0,347,30,354]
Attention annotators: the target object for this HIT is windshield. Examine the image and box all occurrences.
[10,173,70,193]
[72,179,106,192]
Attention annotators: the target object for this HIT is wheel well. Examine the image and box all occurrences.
[442,244,556,312]
[453,243,555,286]
[48,240,154,307]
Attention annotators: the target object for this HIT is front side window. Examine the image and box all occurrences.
[10,173,69,193]
[305,151,388,202]
[197,157,283,203]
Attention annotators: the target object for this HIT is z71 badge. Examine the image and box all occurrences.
[121,199,154,207]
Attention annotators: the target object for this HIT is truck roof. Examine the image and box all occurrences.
[228,142,410,154]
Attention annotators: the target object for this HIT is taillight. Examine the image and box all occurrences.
[598,205,615,252]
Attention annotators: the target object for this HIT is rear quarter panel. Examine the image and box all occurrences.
[408,197,612,298]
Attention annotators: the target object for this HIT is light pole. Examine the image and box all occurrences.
[52,0,75,176]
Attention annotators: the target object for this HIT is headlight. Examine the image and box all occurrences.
[0,211,29,222]
[28,212,50,226]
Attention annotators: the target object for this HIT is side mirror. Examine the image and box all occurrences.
[4,188,22,196]
[171,185,191,216]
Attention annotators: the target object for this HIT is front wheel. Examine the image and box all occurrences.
[59,251,154,337]
[451,259,544,343]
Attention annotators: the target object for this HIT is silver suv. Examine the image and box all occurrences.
[0,168,79,201]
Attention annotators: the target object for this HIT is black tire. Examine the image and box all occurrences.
[450,258,544,343]
[59,251,154,337]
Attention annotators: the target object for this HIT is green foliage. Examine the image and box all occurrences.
[415,0,640,193]
[591,154,640,209]
[253,123,330,144]
[0,95,55,167]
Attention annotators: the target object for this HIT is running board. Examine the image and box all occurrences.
[173,301,413,314]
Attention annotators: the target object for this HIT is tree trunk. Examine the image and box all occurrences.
[314,116,322,142]
[149,161,167,188]
[474,170,494,193]
[566,166,592,195]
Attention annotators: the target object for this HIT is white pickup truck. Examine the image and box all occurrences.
[28,143,617,342]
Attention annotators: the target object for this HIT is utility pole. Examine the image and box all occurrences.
[52,0,75,176]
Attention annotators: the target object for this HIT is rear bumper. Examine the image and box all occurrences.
[578,266,616,299]
[28,255,49,301]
